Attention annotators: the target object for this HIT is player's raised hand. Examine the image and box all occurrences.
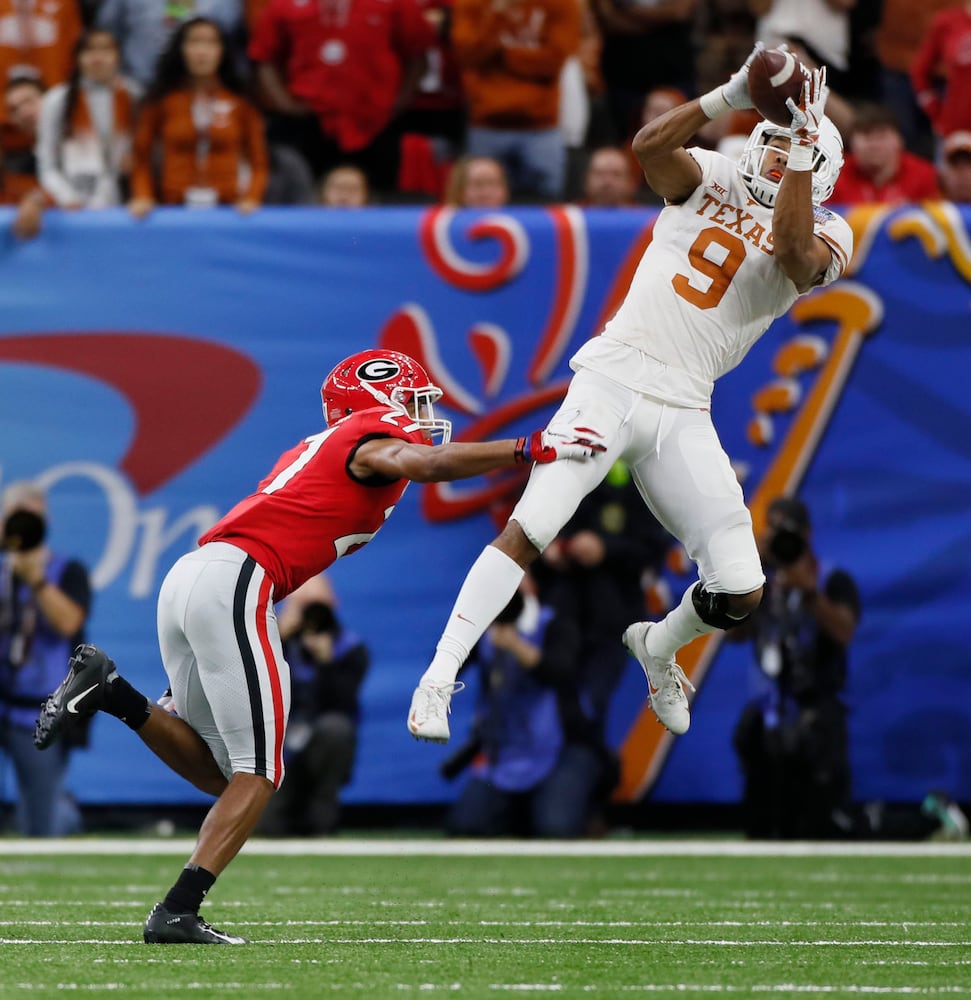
[721,41,765,111]
[515,427,607,464]
[786,66,828,148]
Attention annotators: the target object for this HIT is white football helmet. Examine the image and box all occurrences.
[737,115,843,209]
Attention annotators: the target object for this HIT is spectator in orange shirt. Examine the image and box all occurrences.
[129,17,268,218]
[830,104,941,205]
[443,154,509,207]
[452,0,580,201]
[0,0,81,122]
[1,76,49,239]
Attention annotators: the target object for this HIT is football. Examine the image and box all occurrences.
[747,47,809,127]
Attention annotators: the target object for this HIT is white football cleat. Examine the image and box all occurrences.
[622,622,695,735]
[407,681,465,743]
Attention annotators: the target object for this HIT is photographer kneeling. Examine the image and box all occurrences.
[730,497,861,840]
[0,482,91,836]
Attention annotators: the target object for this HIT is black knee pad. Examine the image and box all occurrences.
[691,583,751,630]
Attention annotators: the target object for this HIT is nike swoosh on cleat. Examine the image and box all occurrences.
[67,684,99,714]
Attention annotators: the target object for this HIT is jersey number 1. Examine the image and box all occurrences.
[672,228,746,310]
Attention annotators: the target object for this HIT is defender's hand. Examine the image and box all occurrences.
[515,427,607,464]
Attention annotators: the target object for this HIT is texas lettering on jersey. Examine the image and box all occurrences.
[694,190,775,257]
[200,407,427,599]
[598,146,855,400]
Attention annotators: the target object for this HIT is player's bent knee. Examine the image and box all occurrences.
[494,519,541,567]
[692,583,760,630]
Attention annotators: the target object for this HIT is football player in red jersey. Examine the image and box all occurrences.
[33,349,604,945]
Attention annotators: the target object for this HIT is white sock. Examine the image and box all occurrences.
[645,582,715,661]
[420,545,525,687]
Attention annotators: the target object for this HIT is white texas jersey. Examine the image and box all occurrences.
[573,147,854,408]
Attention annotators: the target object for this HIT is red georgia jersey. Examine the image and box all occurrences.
[199,407,428,598]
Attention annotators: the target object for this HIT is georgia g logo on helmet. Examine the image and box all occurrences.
[356,358,402,383]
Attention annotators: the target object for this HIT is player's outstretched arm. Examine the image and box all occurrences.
[352,428,606,484]
[633,43,762,203]
[632,102,705,203]
[773,67,835,292]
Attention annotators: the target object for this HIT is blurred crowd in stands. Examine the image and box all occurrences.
[2,0,971,236]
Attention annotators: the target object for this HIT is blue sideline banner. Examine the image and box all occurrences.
[0,203,968,807]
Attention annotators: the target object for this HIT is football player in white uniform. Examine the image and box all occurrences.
[408,54,853,742]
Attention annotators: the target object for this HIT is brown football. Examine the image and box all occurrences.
[747,48,809,127]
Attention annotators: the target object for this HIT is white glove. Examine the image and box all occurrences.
[786,66,828,154]
[723,41,766,111]
[699,41,765,119]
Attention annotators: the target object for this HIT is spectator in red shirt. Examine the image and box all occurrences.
[939,130,971,202]
[248,0,436,194]
[831,103,941,205]
[911,3,971,140]
[876,0,961,150]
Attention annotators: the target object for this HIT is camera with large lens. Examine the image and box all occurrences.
[1,509,47,553]
[768,523,807,566]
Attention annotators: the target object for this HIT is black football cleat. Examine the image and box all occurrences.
[143,903,248,944]
[33,644,118,750]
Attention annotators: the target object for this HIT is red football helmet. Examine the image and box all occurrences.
[320,349,451,442]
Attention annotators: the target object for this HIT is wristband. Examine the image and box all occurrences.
[786,140,814,172]
[31,578,49,595]
[514,437,528,464]
[699,87,731,120]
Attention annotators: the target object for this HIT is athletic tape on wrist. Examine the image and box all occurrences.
[786,140,814,172]
[699,88,730,120]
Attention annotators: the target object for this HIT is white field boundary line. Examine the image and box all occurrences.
[0,838,969,857]
[2,936,971,948]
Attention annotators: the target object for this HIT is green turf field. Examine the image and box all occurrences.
[0,840,969,998]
